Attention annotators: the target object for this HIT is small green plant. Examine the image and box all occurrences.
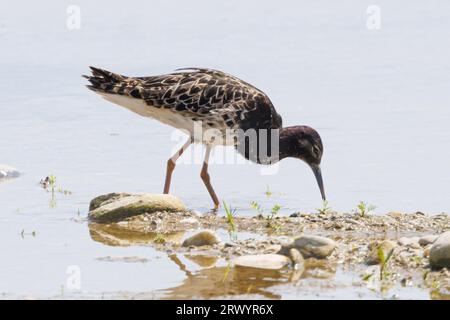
[250,201,281,230]
[250,201,263,215]
[267,204,282,226]
[48,175,57,194]
[378,247,394,281]
[222,264,231,283]
[153,234,166,244]
[355,201,377,217]
[57,187,72,195]
[40,175,72,208]
[223,201,238,242]
[246,284,253,294]
[267,204,283,230]
[316,200,332,215]
[265,185,273,198]
[250,191,282,231]
[361,273,373,281]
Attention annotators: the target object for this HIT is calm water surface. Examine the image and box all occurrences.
[1,0,449,298]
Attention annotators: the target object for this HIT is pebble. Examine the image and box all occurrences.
[181,230,220,247]
[418,235,438,246]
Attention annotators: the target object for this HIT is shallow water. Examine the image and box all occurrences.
[1,0,449,299]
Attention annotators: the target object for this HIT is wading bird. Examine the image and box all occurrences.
[84,67,325,209]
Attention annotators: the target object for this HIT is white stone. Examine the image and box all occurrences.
[233,254,290,270]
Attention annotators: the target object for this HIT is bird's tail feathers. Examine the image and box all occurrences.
[83,66,130,95]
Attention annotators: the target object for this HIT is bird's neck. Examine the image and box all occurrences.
[278,128,295,162]
[235,128,292,164]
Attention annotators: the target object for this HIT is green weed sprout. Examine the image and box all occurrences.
[378,247,394,281]
[355,201,377,217]
[223,201,238,242]
[316,200,332,215]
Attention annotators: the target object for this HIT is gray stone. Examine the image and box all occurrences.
[181,230,220,247]
[0,165,19,180]
[88,193,186,223]
[281,235,337,259]
[233,254,290,270]
[429,231,450,269]
[419,235,438,246]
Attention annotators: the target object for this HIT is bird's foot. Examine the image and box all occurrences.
[206,203,219,214]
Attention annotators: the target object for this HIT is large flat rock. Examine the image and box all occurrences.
[88,193,186,223]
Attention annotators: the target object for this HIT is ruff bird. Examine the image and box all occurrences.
[84,67,325,209]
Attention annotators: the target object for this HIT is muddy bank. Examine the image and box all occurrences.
[87,193,450,299]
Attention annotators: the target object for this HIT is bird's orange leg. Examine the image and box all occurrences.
[200,145,220,209]
[163,138,192,194]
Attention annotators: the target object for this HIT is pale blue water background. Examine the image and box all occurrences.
[0,0,448,298]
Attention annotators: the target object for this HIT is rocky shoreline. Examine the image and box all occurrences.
[87,193,450,299]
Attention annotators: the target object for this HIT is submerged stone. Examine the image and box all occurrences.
[88,193,186,223]
[0,165,19,180]
[181,230,220,247]
[233,254,290,270]
[429,231,450,269]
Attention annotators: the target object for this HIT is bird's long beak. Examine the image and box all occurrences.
[311,164,326,201]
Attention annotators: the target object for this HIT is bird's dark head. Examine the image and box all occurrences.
[279,125,326,200]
